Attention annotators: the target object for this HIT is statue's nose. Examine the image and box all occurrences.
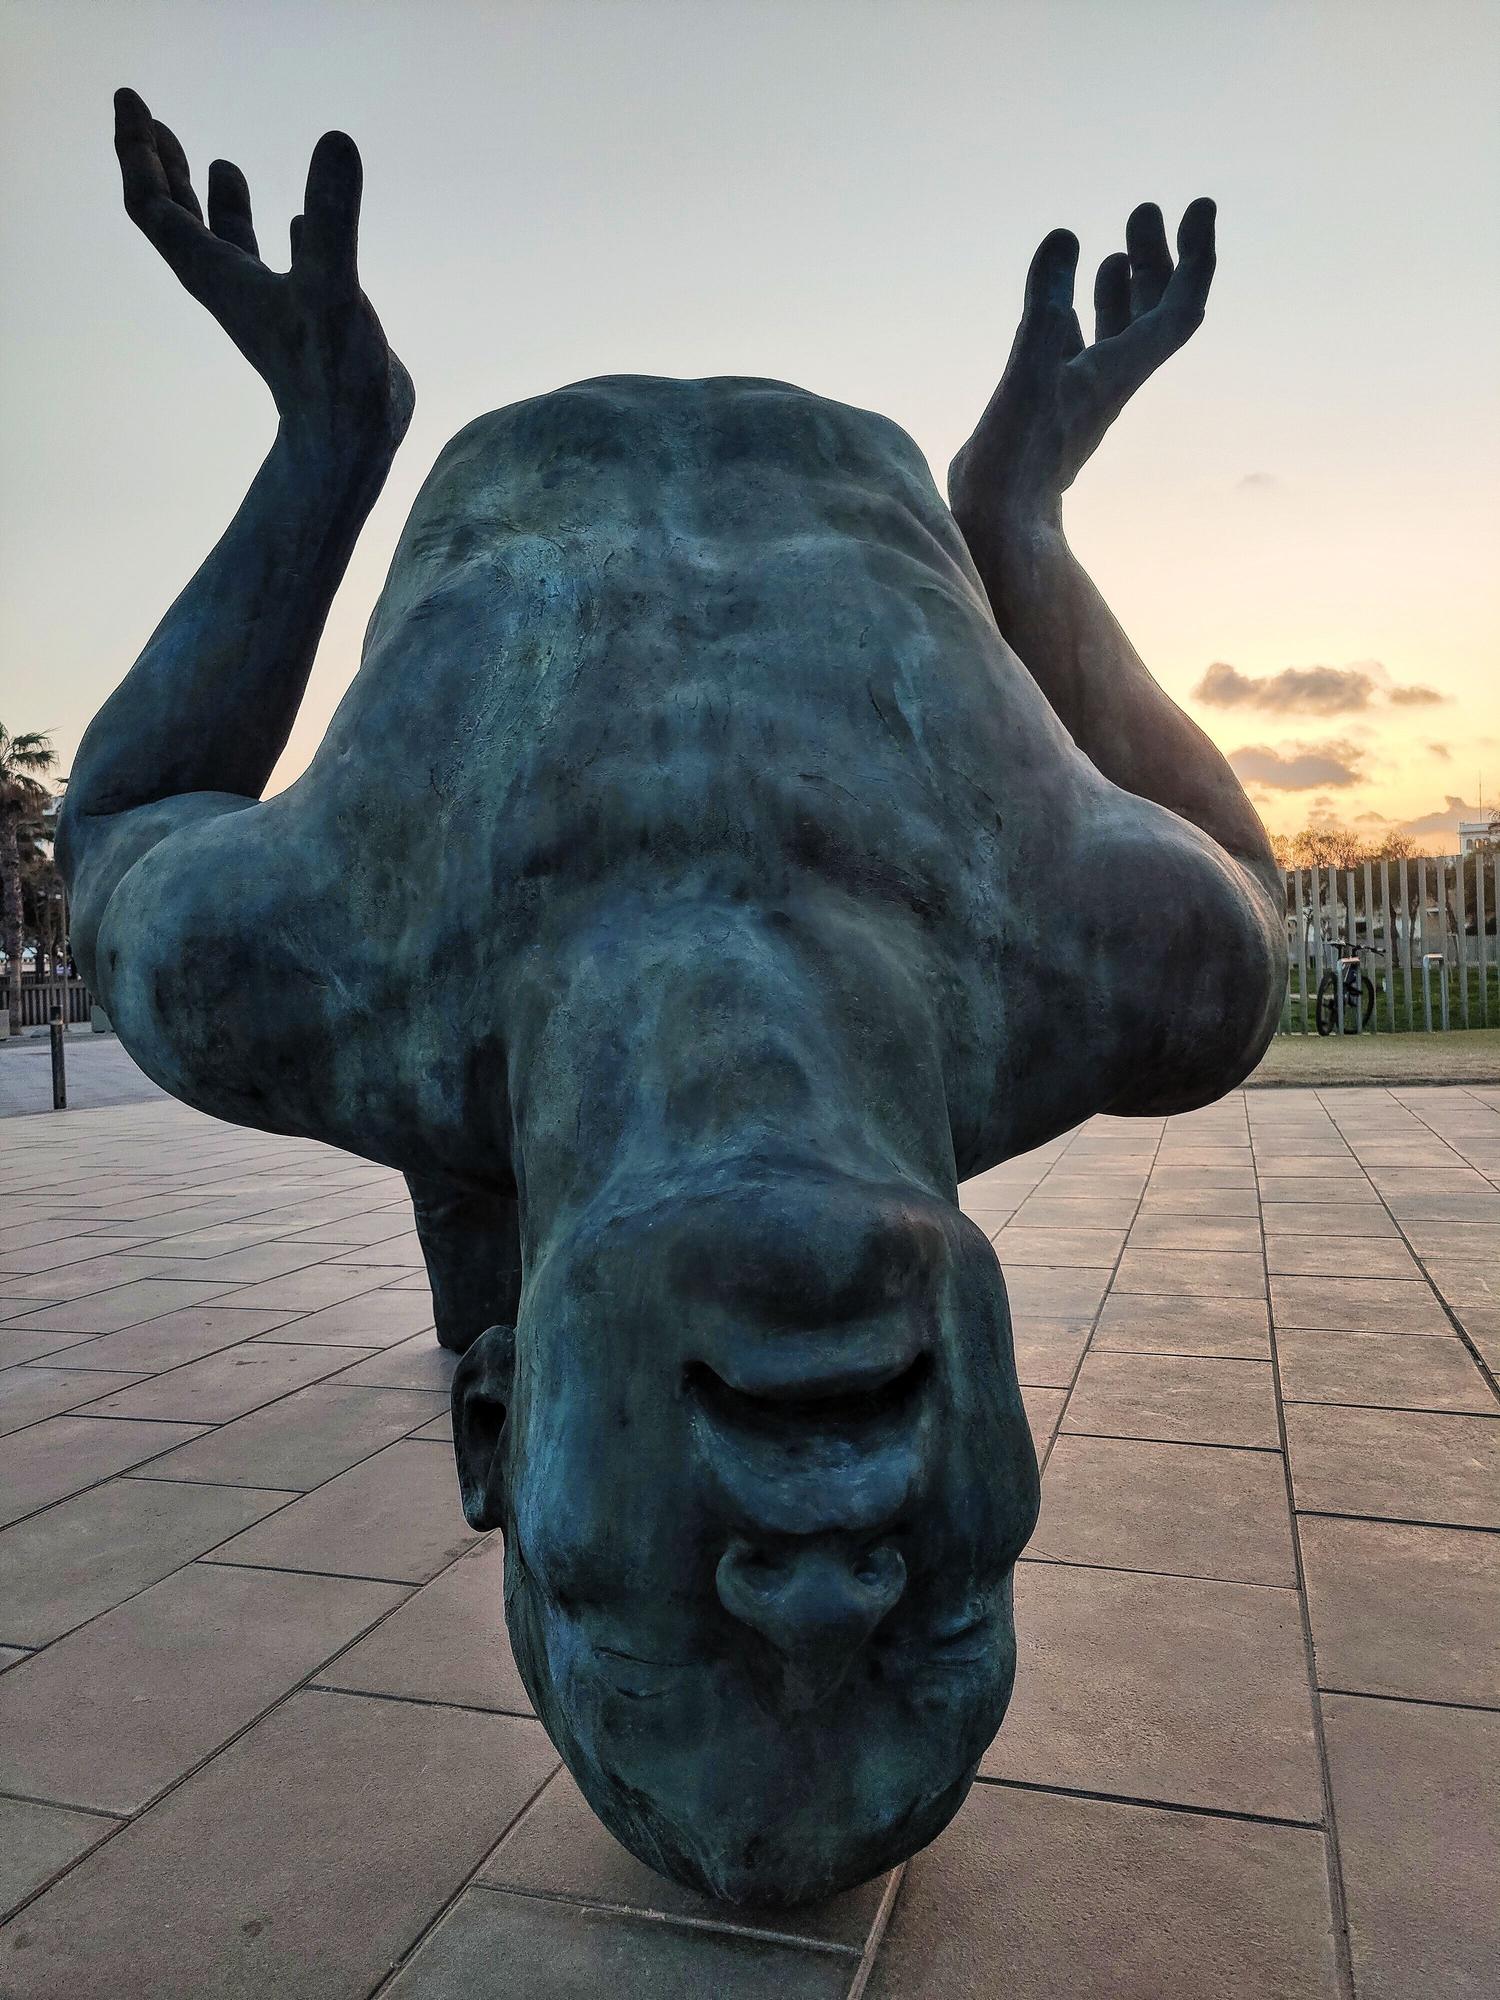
[716,1536,907,1710]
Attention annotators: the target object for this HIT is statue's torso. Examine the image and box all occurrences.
[111,379,1116,1170]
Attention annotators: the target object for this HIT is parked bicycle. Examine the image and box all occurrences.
[1315,941,1381,1036]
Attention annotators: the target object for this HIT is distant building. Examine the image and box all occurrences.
[1459,817,1500,854]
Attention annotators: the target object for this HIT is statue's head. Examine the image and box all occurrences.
[451,1162,1037,1906]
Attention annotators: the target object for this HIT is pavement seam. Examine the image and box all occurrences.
[1254,1095,1358,2000]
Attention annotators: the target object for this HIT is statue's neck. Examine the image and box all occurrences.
[508,896,955,1254]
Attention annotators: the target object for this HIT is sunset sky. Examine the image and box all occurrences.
[3,0,1496,847]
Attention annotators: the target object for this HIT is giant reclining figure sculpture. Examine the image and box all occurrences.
[60,91,1286,1905]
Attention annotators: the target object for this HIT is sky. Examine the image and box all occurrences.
[2,0,1496,847]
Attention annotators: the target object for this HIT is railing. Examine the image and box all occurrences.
[7,978,96,1029]
[1279,852,1498,1034]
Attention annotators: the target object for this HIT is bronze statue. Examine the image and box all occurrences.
[59,90,1285,1905]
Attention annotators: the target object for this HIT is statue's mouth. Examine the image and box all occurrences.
[684,1346,934,1537]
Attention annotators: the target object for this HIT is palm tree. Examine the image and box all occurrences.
[2,725,59,1034]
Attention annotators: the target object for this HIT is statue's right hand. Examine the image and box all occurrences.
[950,201,1215,529]
[114,87,413,452]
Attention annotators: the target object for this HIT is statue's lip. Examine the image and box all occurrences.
[690,1322,931,1408]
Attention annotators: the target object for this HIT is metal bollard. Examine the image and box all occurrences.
[50,1006,67,1110]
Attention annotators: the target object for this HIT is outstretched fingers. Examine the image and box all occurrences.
[296,130,361,289]
[1015,226,1084,371]
[1093,251,1131,342]
[151,120,203,221]
[1091,197,1216,401]
[1125,203,1172,316]
[207,160,259,256]
[114,88,245,302]
[1165,196,1217,324]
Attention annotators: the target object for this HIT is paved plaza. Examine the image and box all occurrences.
[0,1072,1496,1997]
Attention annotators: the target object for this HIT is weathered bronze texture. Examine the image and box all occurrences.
[59,92,1285,1905]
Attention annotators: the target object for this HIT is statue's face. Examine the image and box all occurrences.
[458,1168,1038,1906]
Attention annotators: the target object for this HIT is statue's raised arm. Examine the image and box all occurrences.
[949,201,1284,1112]
[60,91,411,968]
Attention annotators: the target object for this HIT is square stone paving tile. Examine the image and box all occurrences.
[1299,1515,1499,1706]
[1135,1186,1263,1218]
[1283,1404,1500,1527]
[0,1323,100,1366]
[1256,1200,1398,1238]
[999,1267,1110,1320]
[0,1563,406,1814]
[479,1768,891,1950]
[316,1535,531,1713]
[332,1328,459,1391]
[1271,1273,1452,1334]
[1063,1351,1280,1448]
[79,1339,375,1424]
[0,1476,292,1647]
[285,1211,418,1247]
[1112,1249,1267,1300]
[254,1286,436,1348]
[383,1886,856,1999]
[0,1276,241,1335]
[1403,1220,1500,1257]
[0,1689,559,2000]
[1126,1213,1262,1253]
[0,1254,219,1306]
[1321,1695,1499,2000]
[1423,1256,1500,1310]
[206,1437,475,1582]
[0,1365,147,1437]
[867,1782,1338,1999]
[1276,1329,1494,1412]
[1023,1386,1067,1458]
[981,1561,1321,1821]
[1009,1196,1140,1231]
[205,1263,396,1313]
[1258,1174,1381,1206]
[0,1796,114,1923]
[1092,1291,1270,1358]
[1031,1435,1297,1585]
[37,1302,306,1372]
[991,1226,1124,1268]
[1262,1233,1423,1279]
[1009,1318,1092,1387]
[139,1381,449,1490]
[0,1413,211,1529]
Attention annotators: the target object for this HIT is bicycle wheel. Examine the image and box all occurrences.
[1315,972,1338,1036]
[1360,975,1375,1029]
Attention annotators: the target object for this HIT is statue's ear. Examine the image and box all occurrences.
[451,1323,516,1531]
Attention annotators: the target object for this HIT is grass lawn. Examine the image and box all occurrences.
[1249,1026,1500,1087]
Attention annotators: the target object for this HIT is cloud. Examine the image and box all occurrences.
[1236,472,1280,492]
[1196,662,1374,713]
[1355,810,1392,824]
[1193,660,1446,716]
[1401,794,1486,838]
[1426,743,1451,761]
[1228,740,1365,790]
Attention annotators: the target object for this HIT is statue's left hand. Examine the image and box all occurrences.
[113,87,414,452]
[950,201,1215,525]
